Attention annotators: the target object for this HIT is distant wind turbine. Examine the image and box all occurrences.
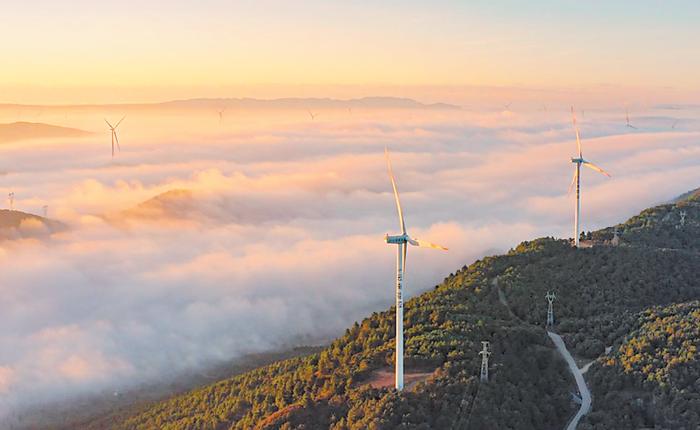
[104,117,125,158]
[672,119,679,129]
[503,102,512,111]
[8,192,14,211]
[384,148,447,390]
[569,106,611,247]
[307,109,317,120]
[217,108,225,124]
[625,108,637,129]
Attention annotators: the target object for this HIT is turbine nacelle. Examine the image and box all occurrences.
[385,233,408,244]
[571,157,585,164]
[385,233,448,250]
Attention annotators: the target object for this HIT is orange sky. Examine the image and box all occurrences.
[1,1,699,104]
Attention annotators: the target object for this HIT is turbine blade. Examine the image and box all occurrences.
[571,106,582,157]
[111,133,115,157]
[583,161,611,177]
[114,116,125,129]
[409,237,448,251]
[385,147,406,234]
[567,168,579,194]
[114,131,120,151]
[104,119,113,129]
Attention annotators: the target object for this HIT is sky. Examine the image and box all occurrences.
[1,1,699,103]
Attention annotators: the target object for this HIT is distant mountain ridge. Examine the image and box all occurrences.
[0,122,92,143]
[159,97,461,110]
[0,97,461,111]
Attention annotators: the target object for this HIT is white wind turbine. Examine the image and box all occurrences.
[569,107,611,247]
[217,108,225,124]
[384,148,447,390]
[105,117,125,158]
[625,107,637,129]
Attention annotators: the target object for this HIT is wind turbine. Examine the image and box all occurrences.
[384,148,447,390]
[8,192,14,211]
[104,117,125,158]
[307,109,317,120]
[625,108,637,129]
[569,106,611,247]
[217,108,225,124]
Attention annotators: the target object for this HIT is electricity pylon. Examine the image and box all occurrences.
[479,341,491,382]
[546,291,556,326]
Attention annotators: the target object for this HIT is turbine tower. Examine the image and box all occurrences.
[8,192,14,211]
[479,341,491,382]
[611,226,620,246]
[545,291,556,326]
[105,117,125,158]
[384,148,447,391]
[569,106,611,247]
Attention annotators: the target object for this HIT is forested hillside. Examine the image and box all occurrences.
[114,191,700,430]
[581,301,700,429]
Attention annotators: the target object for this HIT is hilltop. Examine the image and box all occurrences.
[25,189,700,429]
[0,209,66,240]
[0,122,91,144]
[113,189,196,222]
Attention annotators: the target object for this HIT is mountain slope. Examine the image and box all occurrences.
[0,122,91,143]
[115,189,196,221]
[0,209,66,240]
[582,301,700,429]
[100,189,700,429]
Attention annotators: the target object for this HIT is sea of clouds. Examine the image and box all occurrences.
[0,103,698,421]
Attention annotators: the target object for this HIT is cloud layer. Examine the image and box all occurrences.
[0,104,698,422]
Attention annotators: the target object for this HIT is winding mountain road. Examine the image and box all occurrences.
[547,331,592,430]
[493,277,592,430]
